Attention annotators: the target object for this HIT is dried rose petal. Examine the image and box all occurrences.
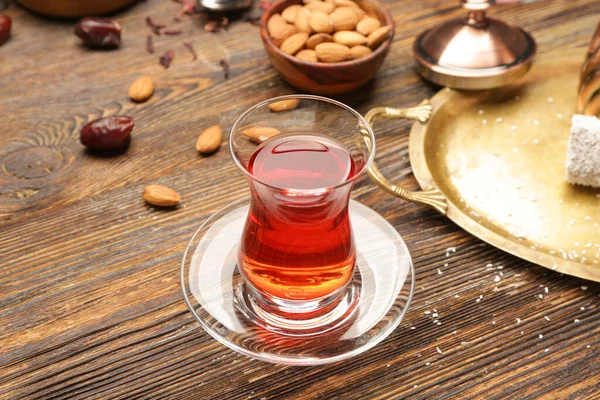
[146,16,165,35]
[164,29,183,35]
[160,50,175,68]
[146,35,154,53]
[219,59,229,79]
[183,42,197,60]
[173,0,197,16]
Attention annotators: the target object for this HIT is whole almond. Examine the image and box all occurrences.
[356,16,381,36]
[242,126,282,143]
[333,31,367,47]
[143,185,181,207]
[367,25,391,49]
[196,124,222,154]
[315,42,351,63]
[305,1,334,13]
[296,49,318,62]
[308,10,333,33]
[350,44,372,59]
[280,32,309,55]
[282,4,303,23]
[129,76,154,103]
[306,33,333,49]
[329,7,359,31]
[335,0,359,7]
[359,0,379,18]
[268,14,297,47]
[269,99,301,112]
[295,8,312,34]
[343,6,365,19]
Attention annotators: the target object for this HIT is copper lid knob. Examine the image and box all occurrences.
[413,0,536,90]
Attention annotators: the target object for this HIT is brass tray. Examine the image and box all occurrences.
[366,48,600,282]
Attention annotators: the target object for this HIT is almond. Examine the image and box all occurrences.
[335,0,359,7]
[315,42,351,63]
[308,10,333,34]
[356,16,381,36]
[280,32,309,55]
[359,0,379,18]
[143,185,181,207]
[294,8,312,34]
[196,124,222,154]
[269,99,301,112]
[129,76,154,103]
[333,30,367,47]
[242,126,282,143]
[305,1,334,13]
[296,49,318,62]
[329,7,359,31]
[282,4,303,23]
[306,33,333,49]
[350,44,372,59]
[342,6,365,19]
[268,14,297,47]
[367,25,391,49]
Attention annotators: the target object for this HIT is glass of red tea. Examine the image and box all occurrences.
[230,95,376,322]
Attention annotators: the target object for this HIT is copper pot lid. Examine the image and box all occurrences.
[414,0,537,90]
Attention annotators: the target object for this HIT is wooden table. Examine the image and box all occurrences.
[1,0,599,398]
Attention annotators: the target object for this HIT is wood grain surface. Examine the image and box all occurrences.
[1,0,599,399]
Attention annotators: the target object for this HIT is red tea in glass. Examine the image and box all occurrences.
[238,133,361,301]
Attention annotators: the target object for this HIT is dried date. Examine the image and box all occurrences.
[75,18,121,49]
[80,116,134,151]
[0,14,11,46]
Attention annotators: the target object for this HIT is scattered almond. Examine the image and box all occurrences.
[350,44,372,59]
[269,99,301,112]
[280,32,309,55]
[282,4,303,23]
[333,30,367,47]
[296,49,318,62]
[305,1,335,13]
[268,14,298,47]
[367,25,391,49]
[306,33,333,49]
[196,124,222,154]
[294,8,312,33]
[315,42,351,63]
[242,126,282,143]
[143,185,181,207]
[356,16,381,36]
[308,10,333,34]
[329,7,359,31]
[129,76,154,103]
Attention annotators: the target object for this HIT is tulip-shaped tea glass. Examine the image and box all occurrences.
[181,95,414,365]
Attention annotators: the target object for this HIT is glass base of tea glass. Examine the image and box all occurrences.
[181,197,414,366]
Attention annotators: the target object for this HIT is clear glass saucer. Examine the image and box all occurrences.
[180,196,414,366]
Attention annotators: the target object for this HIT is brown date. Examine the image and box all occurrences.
[75,18,121,49]
[80,116,134,151]
[0,15,11,46]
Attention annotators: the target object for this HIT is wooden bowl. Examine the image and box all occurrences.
[259,0,395,95]
[18,0,137,18]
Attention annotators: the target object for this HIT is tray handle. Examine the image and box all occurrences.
[364,100,448,215]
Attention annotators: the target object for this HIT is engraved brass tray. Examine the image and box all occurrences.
[367,48,600,282]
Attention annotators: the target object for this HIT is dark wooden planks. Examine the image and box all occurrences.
[1,0,600,399]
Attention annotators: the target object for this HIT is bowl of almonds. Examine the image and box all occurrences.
[260,0,394,95]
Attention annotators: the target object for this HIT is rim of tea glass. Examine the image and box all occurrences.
[228,94,377,192]
[180,197,416,366]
